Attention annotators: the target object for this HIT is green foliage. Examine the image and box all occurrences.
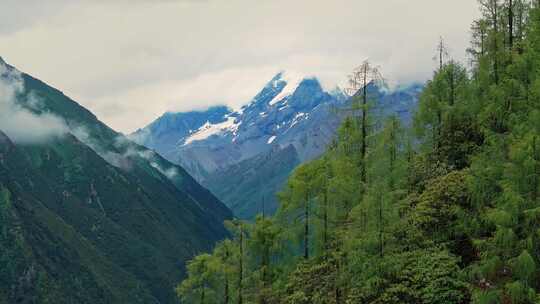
[282,257,339,304]
[505,281,536,304]
[348,249,469,304]
[513,250,536,284]
[179,2,540,303]
[412,170,470,237]
[0,66,232,303]
[472,290,502,304]
[177,254,218,303]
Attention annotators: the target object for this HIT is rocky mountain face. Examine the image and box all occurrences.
[133,105,232,164]
[133,72,422,219]
[0,58,232,303]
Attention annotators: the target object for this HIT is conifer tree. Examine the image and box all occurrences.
[177,2,540,303]
[346,61,383,184]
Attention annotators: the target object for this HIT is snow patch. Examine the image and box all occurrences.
[269,71,304,106]
[267,135,277,144]
[184,116,239,145]
[289,112,308,129]
[294,112,306,119]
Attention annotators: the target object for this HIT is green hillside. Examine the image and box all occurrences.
[178,2,540,303]
[205,145,301,219]
[0,61,232,303]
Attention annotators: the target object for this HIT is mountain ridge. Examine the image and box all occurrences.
[0,58,232,303]
[134,71,422,218]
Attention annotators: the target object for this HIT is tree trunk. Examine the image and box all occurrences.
[389,120,397,190]
[304,193,309,260]
[436,109,442,151]
[224,276,229,304]
[493,3,500,84]
[439,39,444,70]
[261,223,269,304]
[509,0,514,48]
[449,65,455,106]
[238,225,244,304]
[224,246,230,304]
[533,136,539,203]
[334,238,342,304]
[323,190,328,253]
[378,195,384,258]
[361,65,368,184]
[481,28,486,56]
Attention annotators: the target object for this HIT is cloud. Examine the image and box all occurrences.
[0,0,69,35]
[0,0,481,133]
[71,125,178,179]
[150,161,179,179]
[0,59,178,181]
[115,135,179,179]
[0,61,68,144]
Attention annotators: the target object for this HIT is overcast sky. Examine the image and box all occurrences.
[0,0,480,133]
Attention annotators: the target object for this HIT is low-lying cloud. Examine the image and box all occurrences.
[0,61,68,144]
[73,128,179,180]
[119,138,179,179]
[0,1,480,133]
[0,60,178,181]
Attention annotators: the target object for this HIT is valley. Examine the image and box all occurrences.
[0,59,231,303]
[133,72,421,218]
[2,1,535,303]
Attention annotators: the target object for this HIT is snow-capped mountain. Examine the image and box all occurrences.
[131,105,232,163]
[133,72,347,179]
[132,72,422,218]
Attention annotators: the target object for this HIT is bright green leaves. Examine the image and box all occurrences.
[348,249,469,304]
[412,171,470,238]
[177,254,217,304]
[505,281,536,304]
[513,250,536,284]
[282,257,340,304]
[177,3,540,302]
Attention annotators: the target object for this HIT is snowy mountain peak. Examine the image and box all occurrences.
[267,71,319,106]
[183,114,240,146]
[132,72,422,218]
[268,70,304,87]
[240,71,317,111]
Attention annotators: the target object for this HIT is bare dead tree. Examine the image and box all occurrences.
[480,0,501,32]
[224,244,231,304]
[468,20,489,66]
[508,0,514,48]
[433,36,450,71]
[515,0,530,42]
[345,60,384,184]
[503,0,530,48]
[479,0,502,83]
[304,192,310,260]
[236,221,244,304]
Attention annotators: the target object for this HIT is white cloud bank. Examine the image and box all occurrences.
[0,0,481,133]
[0,59,178,181]
[0,61,68,144]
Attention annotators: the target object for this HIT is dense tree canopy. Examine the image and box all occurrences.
[178,1,540,303]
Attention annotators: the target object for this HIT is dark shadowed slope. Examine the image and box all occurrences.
[0,59,232,304]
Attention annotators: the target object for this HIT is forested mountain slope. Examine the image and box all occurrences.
[178,1,540,303]
[0,58,232,303]
[134,73,421,218]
